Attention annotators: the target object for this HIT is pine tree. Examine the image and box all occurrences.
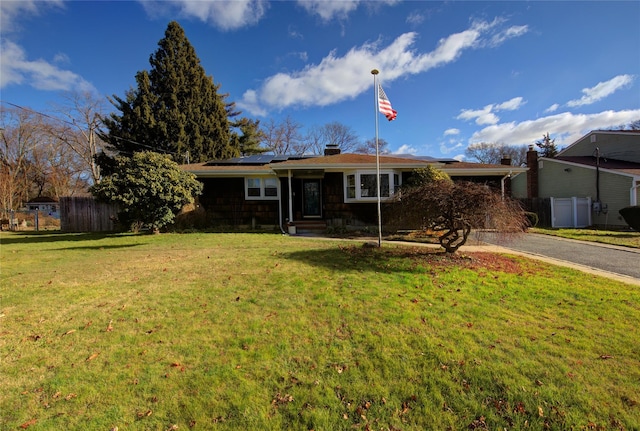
[535,132,559,158]
[101,21,239,163]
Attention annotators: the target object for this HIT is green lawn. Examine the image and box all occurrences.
[1,231,639,430]
[531,227,640,249]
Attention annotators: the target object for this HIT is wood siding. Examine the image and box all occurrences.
[198,178,280,228]
[538,160,634,227]
[562,133,640,163]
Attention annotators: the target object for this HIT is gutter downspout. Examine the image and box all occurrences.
[631,179,639,206]
[501,171,512,200]
[277,176,286,234]
[288,169,294,223]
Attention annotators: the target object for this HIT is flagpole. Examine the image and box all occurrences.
[371,69,382,247]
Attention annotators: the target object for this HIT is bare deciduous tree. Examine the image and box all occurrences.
[1,105,90,217]
[465,142,528,166]
[0,106,47,215]
[51,91,107,184]
[354,137,389,155]
[260,116,305,155]
[303,122,361,155]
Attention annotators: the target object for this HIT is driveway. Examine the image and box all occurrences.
[475,232,640,285]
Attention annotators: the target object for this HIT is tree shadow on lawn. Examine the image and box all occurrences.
[282,243,488,274]
[50,243,142,251]
[0,231,130,245]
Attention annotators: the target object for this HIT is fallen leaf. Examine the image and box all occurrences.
[86,352,99,362]
[599,355,614,360]
[538,406,544,417]
[106,320,113,332]
[20,418,37,429]
[62,329,76,336]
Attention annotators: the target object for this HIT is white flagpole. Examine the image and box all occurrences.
[371,69,382,247]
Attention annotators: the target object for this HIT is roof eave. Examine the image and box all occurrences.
[442,167,528,176]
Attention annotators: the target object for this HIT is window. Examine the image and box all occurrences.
[344,171,401,202]
[245,177,280,200]
[247,178,261,197]
[346,174,356,199]
[264,178,278,197]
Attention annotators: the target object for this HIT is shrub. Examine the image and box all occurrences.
[525,211,539,228]
[619,206,640,231]
[91,151,203,233]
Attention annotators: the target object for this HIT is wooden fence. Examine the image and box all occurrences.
[60,197,120,232]
[518,198,552,227]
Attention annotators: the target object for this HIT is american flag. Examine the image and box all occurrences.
[378,84,397,121]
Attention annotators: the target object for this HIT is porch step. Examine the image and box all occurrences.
[293,220,327,234]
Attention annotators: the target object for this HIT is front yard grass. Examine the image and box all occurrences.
[1,231,638,430]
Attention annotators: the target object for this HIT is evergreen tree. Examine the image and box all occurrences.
[101,21,240,163]
[232,118,266,156]
[535,132,559,158]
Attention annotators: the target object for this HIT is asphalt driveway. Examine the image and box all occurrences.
[476,232,640,283]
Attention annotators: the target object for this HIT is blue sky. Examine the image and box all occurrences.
[1,0,639,160]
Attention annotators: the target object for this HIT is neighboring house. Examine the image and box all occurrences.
[25,196,60,218]
[511,130,640,228]
[182,148,525,233]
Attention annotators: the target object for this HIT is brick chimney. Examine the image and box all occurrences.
[324,143,341,156]
[526,145,538,199]
[500,156,512,166]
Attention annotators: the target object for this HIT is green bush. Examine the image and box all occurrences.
[619,206,640,231]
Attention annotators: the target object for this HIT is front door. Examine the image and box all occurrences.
[302,179,322,218]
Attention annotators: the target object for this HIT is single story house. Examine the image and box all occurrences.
[25,196,60,218]
[182,147,526,233]
[511,130,640,228]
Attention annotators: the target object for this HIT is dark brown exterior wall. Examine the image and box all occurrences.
[321,172,375,224]
[198,178,280,227]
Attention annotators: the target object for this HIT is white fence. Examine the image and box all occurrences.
[550,197,591,228]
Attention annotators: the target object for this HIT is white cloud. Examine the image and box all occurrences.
[297,0,399,21]
[444,128,460,136]
[406,11,425,26]
[296,0,360,21]
[469,109,640,148]
[0,40,96,93]
[567,74,635,107]
[457,97,524,126]
[239,19,529,115]
[393,144,418,155]
[0,0,63,33]
[53,52,71,65]
[545,103,559,113]
[496,96,524,111]
[139,0,268,31]
[439,139,465,155]
[489,24,528,47]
